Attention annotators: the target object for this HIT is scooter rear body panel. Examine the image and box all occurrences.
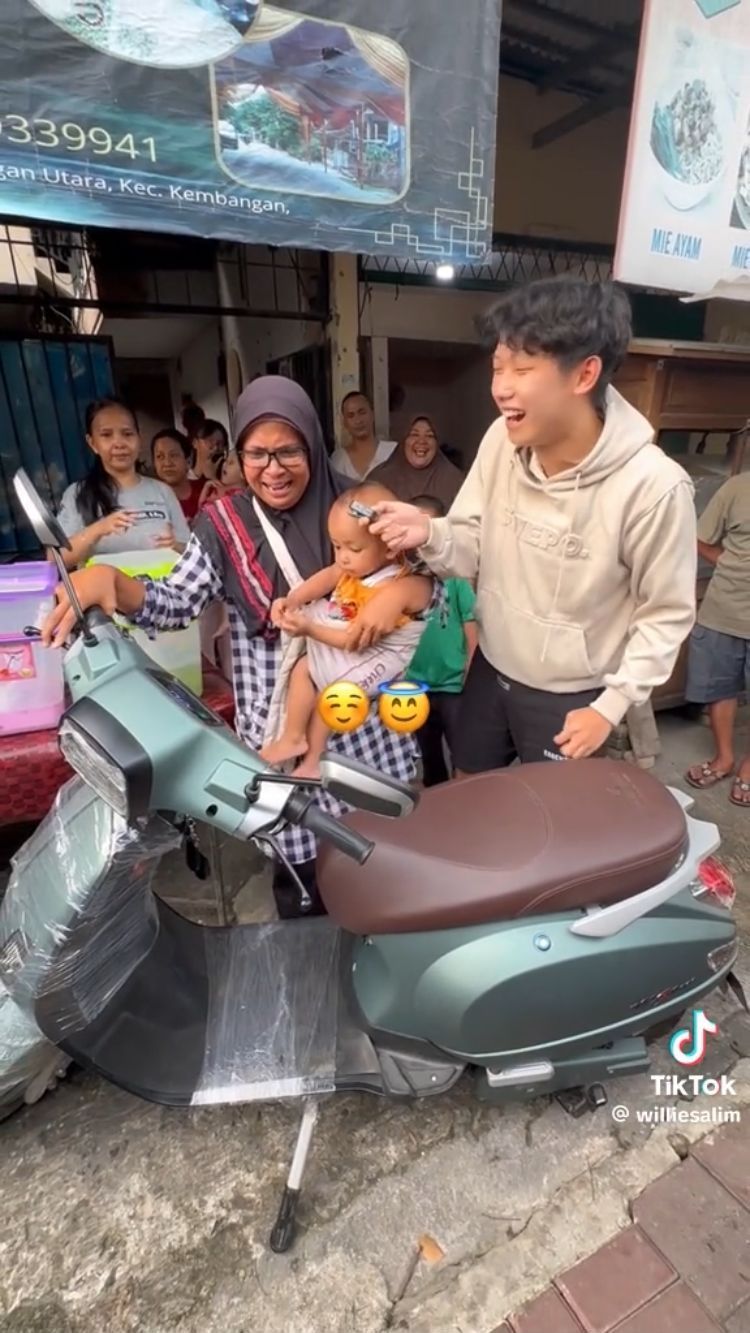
[350,894,737,1065]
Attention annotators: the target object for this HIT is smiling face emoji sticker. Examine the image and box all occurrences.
[318,682,370,734]
[378,681,430,734]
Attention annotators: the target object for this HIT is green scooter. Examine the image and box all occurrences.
[0,470,743,1252]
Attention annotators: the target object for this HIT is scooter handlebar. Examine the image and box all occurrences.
[283,790,374,865]
[84,607,113,631]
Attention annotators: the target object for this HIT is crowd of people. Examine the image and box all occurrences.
[43,274,750,917]
[52,379,477,791]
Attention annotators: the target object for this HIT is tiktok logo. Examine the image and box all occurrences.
[669,1009,719,1067]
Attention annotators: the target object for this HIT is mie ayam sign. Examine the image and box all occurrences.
[615,0,750,301]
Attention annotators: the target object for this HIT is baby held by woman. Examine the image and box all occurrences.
[260,483,424,778]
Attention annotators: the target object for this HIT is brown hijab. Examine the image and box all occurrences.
[370,416,464,509]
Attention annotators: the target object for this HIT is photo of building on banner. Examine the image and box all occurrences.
[0,0,500,261]
[212,15,409,206]
[614,0,750,301]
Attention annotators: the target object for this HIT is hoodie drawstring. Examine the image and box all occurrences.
[540,471,581,665]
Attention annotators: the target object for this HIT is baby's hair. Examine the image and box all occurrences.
[332,481,395,514]
[412,494,445,518]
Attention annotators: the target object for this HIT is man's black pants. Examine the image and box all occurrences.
[452,648,600,772]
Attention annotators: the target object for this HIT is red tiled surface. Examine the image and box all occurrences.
[555,1227,676,1333]
[694,1122,750,1211]
[510,1288,584,1333]
[0,663,234,827]
[505,1120,750,1333]
[614,1283,723,1333]
[0,729,70,826]
[634,1158,750,1320]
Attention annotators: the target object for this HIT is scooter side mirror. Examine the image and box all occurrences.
[13,467,94,643]
[13,469,71,551]
[319,753,417,819]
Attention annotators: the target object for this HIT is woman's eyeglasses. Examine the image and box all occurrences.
[240,445,306,469]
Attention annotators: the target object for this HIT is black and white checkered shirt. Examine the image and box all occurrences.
[136,535,442,864]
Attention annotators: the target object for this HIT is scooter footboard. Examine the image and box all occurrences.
[192,918,342,1105]
[0,778,180,1038]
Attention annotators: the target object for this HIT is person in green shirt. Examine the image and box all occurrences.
[409,496,478,785]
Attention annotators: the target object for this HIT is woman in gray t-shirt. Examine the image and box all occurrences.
[57,398,190,569]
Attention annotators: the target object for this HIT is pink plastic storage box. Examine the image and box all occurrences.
[0,562,65,736]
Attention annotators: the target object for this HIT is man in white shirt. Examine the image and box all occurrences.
[331,391,396,480]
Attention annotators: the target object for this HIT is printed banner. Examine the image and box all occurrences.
[0,0,500,261]
[615,0,750,300]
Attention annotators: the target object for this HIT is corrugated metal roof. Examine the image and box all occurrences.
[523,0,643,30]
[501,0,643,99]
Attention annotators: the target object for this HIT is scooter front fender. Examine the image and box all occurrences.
[0,779,177,1048]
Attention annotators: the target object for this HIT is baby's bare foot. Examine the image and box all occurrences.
[260,736,308,766]
[292,756,322,781]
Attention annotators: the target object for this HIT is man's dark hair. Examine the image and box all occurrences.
[412,495,446,518]
[341,390,372,412]
[480,276,632,406]
[181,400,205,436]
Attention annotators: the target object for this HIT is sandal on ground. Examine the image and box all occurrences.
[730,777,750,808]
[685,762,733,790]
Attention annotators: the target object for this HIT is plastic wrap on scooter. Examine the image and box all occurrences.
[0,777,180,1036]
[0,981,65,1109]
[192,919,341,1104]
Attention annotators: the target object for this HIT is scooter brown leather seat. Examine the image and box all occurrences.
[317,760,688,935]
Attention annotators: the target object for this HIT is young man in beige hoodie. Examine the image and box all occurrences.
[371,277,698,769]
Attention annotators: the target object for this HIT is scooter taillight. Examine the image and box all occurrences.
[695,857,736,911]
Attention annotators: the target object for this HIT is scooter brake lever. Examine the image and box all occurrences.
[255,834,313,914]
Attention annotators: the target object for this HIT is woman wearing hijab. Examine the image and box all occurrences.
[370,416,464,509]
[43,377,437,918]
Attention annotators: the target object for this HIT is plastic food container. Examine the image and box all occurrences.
[0,562,65,736]
[89,550,203,696]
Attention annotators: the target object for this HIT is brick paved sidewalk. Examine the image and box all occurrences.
[497,1119,750,1333]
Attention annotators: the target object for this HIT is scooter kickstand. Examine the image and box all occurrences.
[269,1098,320,1254]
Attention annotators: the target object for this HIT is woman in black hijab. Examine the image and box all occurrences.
[44,377,436,917]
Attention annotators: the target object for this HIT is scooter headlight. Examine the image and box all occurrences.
[59,720,130,819]
[58,698,152,821]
